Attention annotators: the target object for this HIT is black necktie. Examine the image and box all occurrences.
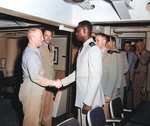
[48,44,51,52]
[127,52,129,63]
[134,53,141,69]
[134,58,139,69]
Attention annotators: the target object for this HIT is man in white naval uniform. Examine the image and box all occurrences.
[61,20,105,126]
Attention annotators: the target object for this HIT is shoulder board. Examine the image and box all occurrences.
[89,42,95,47]
[113,51,120,54]
[107,50,113,54]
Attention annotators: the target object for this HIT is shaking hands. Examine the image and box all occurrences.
[53,79,63,89]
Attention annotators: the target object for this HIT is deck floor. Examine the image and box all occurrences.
[0,92,66,126]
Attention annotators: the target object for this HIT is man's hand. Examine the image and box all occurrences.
[53,79,62,88]
[135,50,140,56]
[105,96,110,103]
[129,75,133,82]
[115,88,120,96]
[82,104,91,114]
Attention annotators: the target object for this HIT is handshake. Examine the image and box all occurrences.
[52,79,63,89]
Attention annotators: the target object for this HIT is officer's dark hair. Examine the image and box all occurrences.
[78,20,92,35]
[96,32,110,43]
[106,34,110,43]
[42,28,54,35]
[110,36,116,43]
[124,41,131,46]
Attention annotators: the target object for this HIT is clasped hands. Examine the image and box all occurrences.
[53,79,63,89]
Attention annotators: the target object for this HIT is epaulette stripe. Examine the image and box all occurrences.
[113,51,120,54]
[89,42,95,47]
[107,50,120,54]
[107,50,113,54]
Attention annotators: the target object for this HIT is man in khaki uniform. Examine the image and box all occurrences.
[134,40,150,108]
[107,36,126,104]
[95,33,117,119]
[18,28,62,126]
[39,29,55,126]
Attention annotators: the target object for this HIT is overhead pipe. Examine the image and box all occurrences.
[113,27,150,33]
[113,27,150,51]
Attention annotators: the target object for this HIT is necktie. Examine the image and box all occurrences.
[127,52,129,62]
[134,58,139,69]
[134,53,141,69]
[48,44,51,52]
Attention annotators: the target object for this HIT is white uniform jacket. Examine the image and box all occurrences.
[62,38,105,109]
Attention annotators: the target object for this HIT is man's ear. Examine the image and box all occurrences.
[142,44,145,49]
[83,28,86,34]
[103,39,106,46]
[31,37,34,42]
[113,41,115,46]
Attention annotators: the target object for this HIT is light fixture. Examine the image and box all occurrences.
[64,0,95,10]
[59,25,74,32]
[76,0,95,10]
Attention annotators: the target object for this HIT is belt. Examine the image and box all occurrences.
[135,72,146,75]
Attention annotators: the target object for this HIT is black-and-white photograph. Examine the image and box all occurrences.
[53,47,59,65]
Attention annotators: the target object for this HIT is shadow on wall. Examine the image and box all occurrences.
[14,37,28,95]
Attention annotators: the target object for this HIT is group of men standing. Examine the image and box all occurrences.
[18,20,150,126]
[122,40,150,109]
[95,32,150,119]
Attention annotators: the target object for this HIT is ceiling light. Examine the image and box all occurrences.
[59,25,74,32]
